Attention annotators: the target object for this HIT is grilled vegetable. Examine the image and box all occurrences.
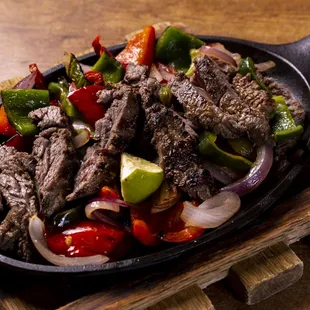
[155,26,204,71]
[272,96,303,142]
[53,205,85,228]
[198,132,253,172]
[92,51,124,83]
[1,89,49,136]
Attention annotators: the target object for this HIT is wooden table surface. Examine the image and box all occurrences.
[1,0,310,309]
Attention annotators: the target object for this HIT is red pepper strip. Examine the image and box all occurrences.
[4,134,33,152]
[92,35,113,57]
[29,63,46,89]
[68,85,105,127]
[98,185,120,199]
[84,71,104,85]
[46,220,126,257]
[116,26,155,68]
[0,106,17,136]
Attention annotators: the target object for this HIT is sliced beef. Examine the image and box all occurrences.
[0,146,38,261]
[264,77,305,125]
[170,56,275,144]
[170,72,242,139]
[144,102,216,200]
[30,106,78,217]
[29,106,69,130]
[67,91,140,201]
[124,64,148,84]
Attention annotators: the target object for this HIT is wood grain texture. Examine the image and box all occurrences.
[227,243,303,305]
[1,0,310,81]
[148,285,215,310]
[58,187,310,310]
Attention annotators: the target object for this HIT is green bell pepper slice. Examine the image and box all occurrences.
[1,89,50,136]
[48,81,81,119]
[64,52,89,88]
[228,138,253,159]
[239,57,271,95]
[198,132,253,172]
[159,86,173,106]
[272,96,303,142]
[155,26,204,72]
[53,205,85,228]
[92,51,124,83]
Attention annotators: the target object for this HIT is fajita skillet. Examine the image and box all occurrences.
[1,34,310,276]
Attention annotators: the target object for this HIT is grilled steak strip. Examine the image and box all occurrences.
[193,56,274,143]
[29,106,79,217]
[0,146,37,261]
[67,91,140,201]
[143,101,216,200]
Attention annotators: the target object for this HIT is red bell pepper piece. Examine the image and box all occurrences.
[4,134,33,152]
[116,26,155,68]
[98,185,120,199]
[92,35,113,57]
[84,71,104,85]
[0,106,17,136]
[68,85,105,127]
[46,220,126,257]
[29,63,46,90]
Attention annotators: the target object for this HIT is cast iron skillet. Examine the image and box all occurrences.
[1,35,310,276]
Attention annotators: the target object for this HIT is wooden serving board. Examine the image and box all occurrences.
[1,56,310,309]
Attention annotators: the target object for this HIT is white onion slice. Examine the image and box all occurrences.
[156,63,176,82]
[149,64,163,82]
[255,61,276,72]
[29,215,109,266]
[180,192,241,229]
[73,129,90,149]
[85,201,120,220]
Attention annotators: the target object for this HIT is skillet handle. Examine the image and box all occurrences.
[250,35,310,84]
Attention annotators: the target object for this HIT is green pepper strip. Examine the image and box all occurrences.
[155,26,204,72]
[198,132,253,172]
[239,57,271,95]
[1,89,49,136]
[272,96,303,142]
[228,138,253,159]
[92,51,124,83]
[48,81,81,119]
[64,52,89,88]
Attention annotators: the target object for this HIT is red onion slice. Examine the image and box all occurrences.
[13,73,37,89]
[73,129,90,149]
[221,145,273,196]
[149,64,163,82]
[208,43,241,65]
[255,61,276,72]
[85,201,120,220]
[88,197,133,208]
[29,215,109,266]
[180,191,240,229]
[156,63,176,82]
[199,45,237,67]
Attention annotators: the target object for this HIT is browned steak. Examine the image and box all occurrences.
[144,102,216,200]
[67,91,140,201]
[30,106,78,217]
[124,64,148,84]
[0,146,38,261]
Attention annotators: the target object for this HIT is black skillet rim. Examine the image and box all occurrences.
[0,36,309,275]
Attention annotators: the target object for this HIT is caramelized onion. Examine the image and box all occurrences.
[199,45,237,67]
[72,129,90,149]
[255,61,276,72]
[180,192,241,229]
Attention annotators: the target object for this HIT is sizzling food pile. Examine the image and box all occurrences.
[0,26,305,266]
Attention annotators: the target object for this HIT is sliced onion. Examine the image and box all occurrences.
[73,129,90,148]
[221,145,273,196]
[149,64,163,82]
[80,63,92,74]
[199,45,237,67]
[156,63,176,82]
[255,61,276,72]
[180,192,241,229]
[29,215,109,266]
[72,119,93,133]
[13,73,36,89]
[92,210,123,228]
[85,201,120,220]
[202,159,239,185]
[88,197,133,208]
[208,43,241,65]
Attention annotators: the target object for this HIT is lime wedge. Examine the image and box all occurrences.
[121,153,164,204]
